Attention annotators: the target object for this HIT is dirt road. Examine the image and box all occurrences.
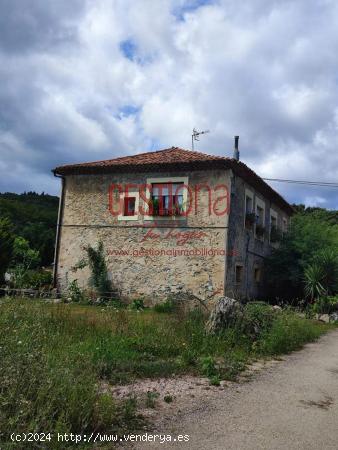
[141,329,338,450]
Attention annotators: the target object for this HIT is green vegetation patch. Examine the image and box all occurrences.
[0,299,332,447]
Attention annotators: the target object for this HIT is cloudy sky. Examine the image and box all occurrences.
[0,0,337,207]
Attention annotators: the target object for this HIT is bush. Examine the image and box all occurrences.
[304,250,338,300]
[66,280,87,303]
[8,269,52,289]
[238,302,276,340]
[200,356,217,378]
[312,296,338,315]
[130,298,145,310]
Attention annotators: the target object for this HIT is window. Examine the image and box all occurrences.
[123,196,136,216]
[255,198,265,240]
[254,267,261,282]
[118,190,139,221]
[270,209,278,244]
[145,176,189,220]
[282,217,288,234]
[235,265,243,284]
[151,182,184,216]
[244,189,254,229]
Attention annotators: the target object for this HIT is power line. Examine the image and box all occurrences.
[262,177,338,188]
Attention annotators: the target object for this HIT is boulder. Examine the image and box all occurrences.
[316,314,330,323]
[272,305,282,311]
[205,297,243,334]
[329,312,338,323]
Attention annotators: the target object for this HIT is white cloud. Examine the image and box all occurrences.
[0,0,337,207]
[304,196,327,208]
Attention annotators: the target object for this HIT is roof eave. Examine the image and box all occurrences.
[53,159,293,216]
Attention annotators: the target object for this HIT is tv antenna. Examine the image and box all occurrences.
[191,128,210,150]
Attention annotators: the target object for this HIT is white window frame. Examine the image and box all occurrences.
[269,208,278,245]
[255,197,265,241]
[244,188,254,229]
[117,190,140,221]
[144,176,189,221]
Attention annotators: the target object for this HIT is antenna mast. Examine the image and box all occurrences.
[191,128,210,151]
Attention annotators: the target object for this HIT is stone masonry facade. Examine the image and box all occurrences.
[57,169,231,304]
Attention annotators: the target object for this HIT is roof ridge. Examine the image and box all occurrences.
[55,146,227,169]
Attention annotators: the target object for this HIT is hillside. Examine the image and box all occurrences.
[0,192,59,266]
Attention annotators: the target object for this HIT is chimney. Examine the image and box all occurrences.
[233,135,239,161]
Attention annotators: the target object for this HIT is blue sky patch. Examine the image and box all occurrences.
[173,0,215,21]
[119,39,137,61]
[118,105,140,118]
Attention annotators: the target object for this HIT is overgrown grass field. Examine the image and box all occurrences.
[0,299,331,448]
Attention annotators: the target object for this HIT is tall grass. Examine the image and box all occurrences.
[0,299,331,448]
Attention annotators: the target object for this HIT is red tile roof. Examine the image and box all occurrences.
[53,147,293,215]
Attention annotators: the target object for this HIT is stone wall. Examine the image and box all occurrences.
[225,173,290,299]
[57,169,231,304]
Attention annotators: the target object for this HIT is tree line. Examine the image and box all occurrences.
[0,192,58,286]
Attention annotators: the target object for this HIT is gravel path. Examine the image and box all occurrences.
[134,329,338,450]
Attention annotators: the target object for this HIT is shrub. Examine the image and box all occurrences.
[8,269,52,289]
[10,237,41,288]
[130,298,145,310]
[238,302,276,340]
[200,356,217,378]
[312,296,338,315]
[66,280,87,303]
[304,250,338,301]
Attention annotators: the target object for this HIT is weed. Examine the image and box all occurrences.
[164,395,174,403]
[146,391,159,408]
[258,310,329,355]
[200,356,217,378]
[209,375,221,386]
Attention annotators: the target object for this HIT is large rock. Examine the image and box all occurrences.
[316,314,330,323]
[206,297,243,334]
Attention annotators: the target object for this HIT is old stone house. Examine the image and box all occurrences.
[53,144,293,303]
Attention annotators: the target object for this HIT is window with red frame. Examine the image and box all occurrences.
[123,196,136,216]
[151,183,184,216]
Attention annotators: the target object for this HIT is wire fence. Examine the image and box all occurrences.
[0,287,120,302]
[0,287,60,299]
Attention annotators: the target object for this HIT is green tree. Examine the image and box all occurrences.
[0,192,58,265]
[0,218,15,284]
[265,210,338,302]
[11,237,40,288]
